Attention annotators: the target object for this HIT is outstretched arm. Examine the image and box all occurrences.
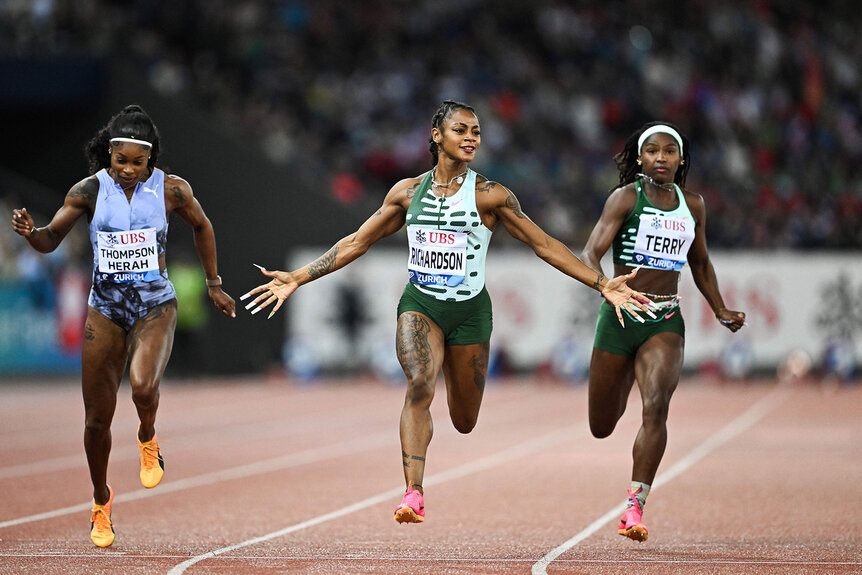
[241,178,414,318]
[686,193,746,332]
[483,181,654,325]
[167,175,236,318]
[11,177,96,252]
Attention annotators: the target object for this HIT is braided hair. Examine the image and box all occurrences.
[86,105,161,175]
[428,100,476,166]
[613,121,690,191]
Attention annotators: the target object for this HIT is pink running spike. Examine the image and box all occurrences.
[618,489,648,541]
[394,488,425,523]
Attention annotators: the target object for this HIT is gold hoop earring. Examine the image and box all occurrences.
[637,159,642,165]
[680,160,685,165]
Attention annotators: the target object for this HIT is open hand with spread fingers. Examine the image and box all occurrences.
[240,264,300,319]
[599,267,657,327]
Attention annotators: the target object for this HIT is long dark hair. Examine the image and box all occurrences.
[428,100,476,166]
[86,105,161,175]
[613,121,690,191]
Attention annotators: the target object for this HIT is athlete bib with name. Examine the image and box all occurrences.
[631,213,694,271]
[406,227,467,287]
[404,169,493,302]
[96,227,161,283]
[613,179,695,271]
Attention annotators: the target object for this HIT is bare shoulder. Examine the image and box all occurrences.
[387,173,426,207]
[680,185,706,216]
[164,173,194,208]
[67,175,100,207]
[474,173,509,204]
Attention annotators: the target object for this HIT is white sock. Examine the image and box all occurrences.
[628,481,651,509]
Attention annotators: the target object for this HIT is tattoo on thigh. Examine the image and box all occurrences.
[397,314,432,373]
[468,347,489,392]
[84,322,95,341]
[402,450,425,468]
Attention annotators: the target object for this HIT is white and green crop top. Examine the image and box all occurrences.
[405,169,493,302]
[612,179,695,271]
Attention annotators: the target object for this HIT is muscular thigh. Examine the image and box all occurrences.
[588,347,636,415]
[82,307,128,404]
[128,300,177,383]
[396,311,445,380]
[442,342,489,400]
[634,331,684,401]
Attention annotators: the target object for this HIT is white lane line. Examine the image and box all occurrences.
[0,432,392,529]
[2,553,859,567]
[531,384,792,575]
[166,423,588,575]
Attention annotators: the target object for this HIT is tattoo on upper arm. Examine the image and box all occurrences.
[169,185,186,206]
[373,209,383,217]
[476,180,493,194]
[593,273,605,291]
[503,188,526,219]
[406,182,421,199]
[308,246,338,279]
[69,180,97,207]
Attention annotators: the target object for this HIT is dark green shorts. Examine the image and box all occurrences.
[593,300,685,357]
[397,282,492,345]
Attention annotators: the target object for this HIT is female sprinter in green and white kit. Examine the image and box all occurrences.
[243,100,654,523]
[581,122,746,542]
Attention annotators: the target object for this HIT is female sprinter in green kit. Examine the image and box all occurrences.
[243,100,654,524]
[581,122,746,542]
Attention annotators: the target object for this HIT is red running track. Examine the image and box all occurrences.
[0,376,860,574]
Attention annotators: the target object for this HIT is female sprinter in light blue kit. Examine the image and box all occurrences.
[11,105,235,547]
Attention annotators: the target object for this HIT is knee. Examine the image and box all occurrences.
[589,401,625,438]
[404,376,435,408]
[451,414,478,434]
[589,418,617,439]
[641,392,671,427]
[84,412,111,435]
[131,380,160,409]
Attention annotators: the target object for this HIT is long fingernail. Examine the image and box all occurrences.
[253,263,265,270]
[251,306,262,315]
[646,309,657,319]
[244,300,256,310]
[267,311,274,319]
[240,292,251,301]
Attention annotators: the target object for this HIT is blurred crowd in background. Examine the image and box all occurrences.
[1,0,860,380]
[4,1,862,264]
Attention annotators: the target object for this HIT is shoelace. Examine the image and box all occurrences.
[91,506,111,527]
[140,441,161,469]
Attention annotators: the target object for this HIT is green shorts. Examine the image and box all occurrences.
[397,282,492,345]
[593,300,685,357]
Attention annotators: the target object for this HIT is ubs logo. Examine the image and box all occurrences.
[105,233,119,246]
[650,216,662,230]
[415,230,427,243]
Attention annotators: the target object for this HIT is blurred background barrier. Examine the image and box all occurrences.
[284,249,860,381]
[0,1,859,379]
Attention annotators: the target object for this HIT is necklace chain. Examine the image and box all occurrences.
[637,172,675,191]
[431,167,467,192]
